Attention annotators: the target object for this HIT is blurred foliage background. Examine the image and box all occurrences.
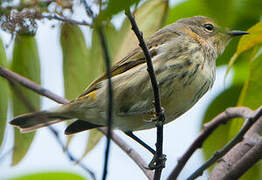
[0,0,262,179]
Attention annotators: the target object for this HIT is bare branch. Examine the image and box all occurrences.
[209,108,262,179]
[211,133,262,180]
[97,26,113,180]
[80,0,94,18]
[0,66,68,104]
[48,125,97,179]
[77,2,114,179]
[0,66,153,179]
[41,14,91,26]
[99,128,154,180]
[187,106,262,180]
[8,79,96,179]
[125,9,166,180]
[167,107,253,180]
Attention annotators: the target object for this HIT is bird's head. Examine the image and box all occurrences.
[176,16,249,55]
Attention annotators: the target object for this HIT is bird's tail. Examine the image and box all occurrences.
[10,110,72,133]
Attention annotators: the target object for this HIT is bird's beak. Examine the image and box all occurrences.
[227,31,249,37]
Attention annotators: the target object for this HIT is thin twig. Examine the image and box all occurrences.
[80,0,94,18]
[0,66,153,179]
[97,26,113,180]
[48,126,97,179]
[99,129,154,180]
[167,107,253,180]
[0,66,68,104]
[0,1,52,13]
[125,9,166,180]
[125,131,156,154]
[41,14,91,26]
[78,3,114,179]
[187,106,262,180]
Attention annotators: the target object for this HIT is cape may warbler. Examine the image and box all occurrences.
[10,16,248,134]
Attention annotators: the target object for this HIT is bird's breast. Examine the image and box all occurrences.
[157,48,216,123]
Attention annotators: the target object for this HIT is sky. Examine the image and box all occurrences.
[0,1,234,180]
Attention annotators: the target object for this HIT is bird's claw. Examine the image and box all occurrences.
[146,153,167,170]
[143,107,165,124]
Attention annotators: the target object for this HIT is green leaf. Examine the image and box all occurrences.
[61,23,105,148]
[61,23,91,100]
[202,0,236,27]
[167,0,238,67]
[79,129,103,162]
[64,0,169,158]
[0,38,9,149]
[74,29,107,158]
[228,48,262,140]
[167,0,262,67]
[167,0,256,27]
[60,22,122,153]
[167,0,206,25]
[79,20,137,157]
[227,48,262,180]
[72,0,169,159]
[227,21,262,73]
[61,23,94,147]
[236,21,262,56]
[95,0,141,23]
[238,51,262,108]
[202,84,242,168]
[11,35,41,166]
[237,0,262,20]
[231,50,251,85]
[168,0,237,26]
[77,23,124,158]
[104,22,130,61]
[239,162,262,180]
[216,38,240,67]
[115,0,169,61]
[81,0,169,159]
[9,171,86,180]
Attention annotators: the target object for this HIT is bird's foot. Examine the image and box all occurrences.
[146,153,167,170]
[143,107,165,124]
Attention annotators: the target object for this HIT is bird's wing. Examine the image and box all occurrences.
[78,28,180,98]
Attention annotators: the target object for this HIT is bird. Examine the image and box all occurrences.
[10,16,248,135]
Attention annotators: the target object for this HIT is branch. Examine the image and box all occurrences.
[222,134,262,180]
[99,128,154,180]
[168,107,253,180]
[209,108,262,179]
[48,125,97,179]
[78,2,114,179]
[0,1,52,14]
[0,66,68,104]
[97,26,113,180]
[1,10,91,35]
[0,66,153,179]
[187,106,262,180]
[80,0,94,18]
[41,14,91,26]
[125,9,166,180]
[8,79,97,179]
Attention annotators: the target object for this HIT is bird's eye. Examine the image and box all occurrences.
[203,23,214,32]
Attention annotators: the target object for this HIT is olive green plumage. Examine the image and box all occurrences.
[10,16,248,134]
